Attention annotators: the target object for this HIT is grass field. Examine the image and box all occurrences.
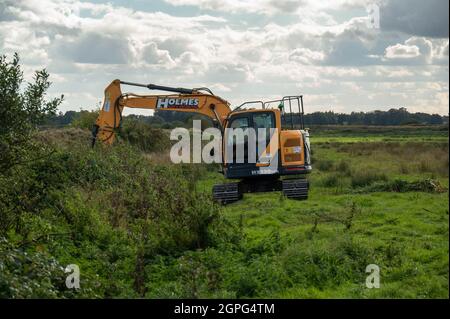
[1,125,448,299]
[197,125,449,298]
[309,125,449,143]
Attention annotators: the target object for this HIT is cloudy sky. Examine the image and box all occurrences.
[0,0,448,115]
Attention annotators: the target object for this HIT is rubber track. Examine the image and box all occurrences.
[212,182,242,204]
[282,179,309,200]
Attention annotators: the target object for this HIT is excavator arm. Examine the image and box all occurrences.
[92,79,232,145]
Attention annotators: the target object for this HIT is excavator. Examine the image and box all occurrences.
[92,80,312,204]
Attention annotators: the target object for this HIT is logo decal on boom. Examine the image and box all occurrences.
[157,98,199,109]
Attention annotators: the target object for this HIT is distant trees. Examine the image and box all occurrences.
[302,108,446,126]
[45,107,446,129]
[45,110,214,129]
[44,110,80,126]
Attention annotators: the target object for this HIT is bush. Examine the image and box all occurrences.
[351,170,387,188]
[321,174,340,188]
[118,120,170,153]
[360,178,447,193]
[334,160,350,174]
[71,110,99,130]
[316,159,334,171]
[0,237,99,298]
[0,131,236,297]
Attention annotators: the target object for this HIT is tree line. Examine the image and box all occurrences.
[44,107,448,129]
[300,108,446,126]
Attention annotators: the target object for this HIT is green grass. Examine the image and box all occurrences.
[216,190,448,298]
[312,136,449,143]
[309,124,448,143]
[196,132,449,298]
[1,127,448,299]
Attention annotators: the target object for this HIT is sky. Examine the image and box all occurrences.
[0,0,449,115]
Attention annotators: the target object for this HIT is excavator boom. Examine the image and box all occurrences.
[92,79,232,145]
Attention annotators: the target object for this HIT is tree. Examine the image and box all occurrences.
[70,109,99,129]
[0,53,63,172]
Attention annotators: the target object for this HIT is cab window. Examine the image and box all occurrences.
[253,112,275,141]
[227,117,249,146]
[230,117,249,129]
[253,113,274,129]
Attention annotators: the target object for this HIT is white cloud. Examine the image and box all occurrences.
[163,0,305,15]
[0,0,448,115]
[163,0,373,16]
[384,37,448,65]
[385,43,420,59]
[141,42,174,66]
[289,48,325,64]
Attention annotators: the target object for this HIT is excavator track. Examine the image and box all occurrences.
[282,179,309,200]
[213,178,309,204]
[212,182,242,205]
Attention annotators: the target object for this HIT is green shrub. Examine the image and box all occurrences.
[71,110,99,130]
[334,160,351,174]
[360,178,447,193]
[351,170,387,188]
[0,129,237,297]
[320,174,340,187]
[0,237,100,298]
[118,120,170,153]
[316,159,334,171]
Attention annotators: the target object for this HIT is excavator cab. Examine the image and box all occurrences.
[211,97,311,203]
[223,109,280,179]
[223,96,310,176]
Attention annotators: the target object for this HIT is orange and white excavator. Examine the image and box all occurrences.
[92,79,311,203]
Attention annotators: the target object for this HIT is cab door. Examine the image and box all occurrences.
[223,111,279,179]
[224,114,252,178]
[252,112,279,175]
